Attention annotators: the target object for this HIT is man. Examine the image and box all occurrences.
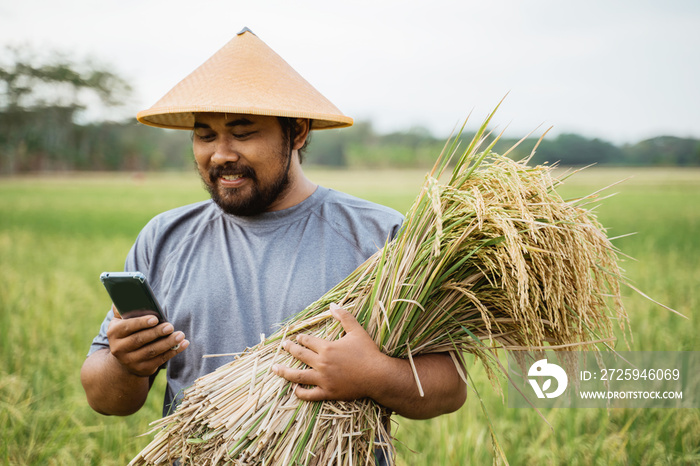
[81,28,465,433]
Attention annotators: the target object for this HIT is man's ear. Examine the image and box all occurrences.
[292,118,311,150]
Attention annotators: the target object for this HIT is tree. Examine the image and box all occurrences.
[0,46,132,173]
[531,133,623,166]
[623,136,700,166]
[0,46,131,112]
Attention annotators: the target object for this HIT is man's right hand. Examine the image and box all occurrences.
[106,312,189,377]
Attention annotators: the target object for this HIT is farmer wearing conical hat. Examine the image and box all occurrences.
[81,27,465,438]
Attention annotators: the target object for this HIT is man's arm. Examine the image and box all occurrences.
[80,314,189,416]
[81,348,152,416]
[271,305,467,419]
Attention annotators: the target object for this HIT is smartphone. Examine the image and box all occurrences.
[100,271,166,323]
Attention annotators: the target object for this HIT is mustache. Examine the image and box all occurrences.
[209,163,256,184]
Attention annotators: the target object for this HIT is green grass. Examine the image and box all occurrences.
[0,167,698,465]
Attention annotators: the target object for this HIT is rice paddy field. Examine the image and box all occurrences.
[1,165,698,465]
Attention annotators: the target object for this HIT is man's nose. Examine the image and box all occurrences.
[211,140,240,164]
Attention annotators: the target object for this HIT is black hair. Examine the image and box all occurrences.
[277,117,312,164]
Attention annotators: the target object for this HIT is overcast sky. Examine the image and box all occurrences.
[1,0,699,143]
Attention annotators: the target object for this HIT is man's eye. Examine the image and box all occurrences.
[233,131,255,139]
[196,132,215,142]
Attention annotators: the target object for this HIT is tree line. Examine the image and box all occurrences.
[307,124,700,168]
[1,47,698,174]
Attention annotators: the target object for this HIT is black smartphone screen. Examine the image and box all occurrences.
[100,272,166,323]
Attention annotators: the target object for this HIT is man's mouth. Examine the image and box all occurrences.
[209,163,255,187]
[217,173,248,188]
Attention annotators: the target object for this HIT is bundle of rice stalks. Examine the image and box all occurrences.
[130,107,630,465]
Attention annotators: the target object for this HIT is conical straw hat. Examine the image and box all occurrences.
[137,28,353,130]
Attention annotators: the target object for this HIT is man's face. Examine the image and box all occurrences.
[192,113,293,216]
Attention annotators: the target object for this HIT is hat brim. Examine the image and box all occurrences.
[137,106,353,131]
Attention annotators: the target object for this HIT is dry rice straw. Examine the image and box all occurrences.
[130,106,634,465]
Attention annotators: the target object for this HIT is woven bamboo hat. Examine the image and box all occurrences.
[136,28,353,130]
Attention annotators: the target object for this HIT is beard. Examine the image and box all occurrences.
[202,144,292,217]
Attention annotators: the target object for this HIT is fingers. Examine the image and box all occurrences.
[329,303,363,334]
[294,385,327,402]
[129,330,187,362]
[271,363,327,402]
[122,337,189,377]
[280,303,360,356]
[272,339,324,397]
[120,334,189,377]
[271,364,319,387]
[107,315,189,377]
[289,333,326,356]
[287,303,363,351]
[109,316,176,349]
[108,315,159,342]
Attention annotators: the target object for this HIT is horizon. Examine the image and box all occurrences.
[2,1,699,145]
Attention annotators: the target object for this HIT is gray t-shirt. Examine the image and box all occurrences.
[89,186,403,414]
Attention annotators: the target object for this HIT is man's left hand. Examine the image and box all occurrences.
[271,303,389,402]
